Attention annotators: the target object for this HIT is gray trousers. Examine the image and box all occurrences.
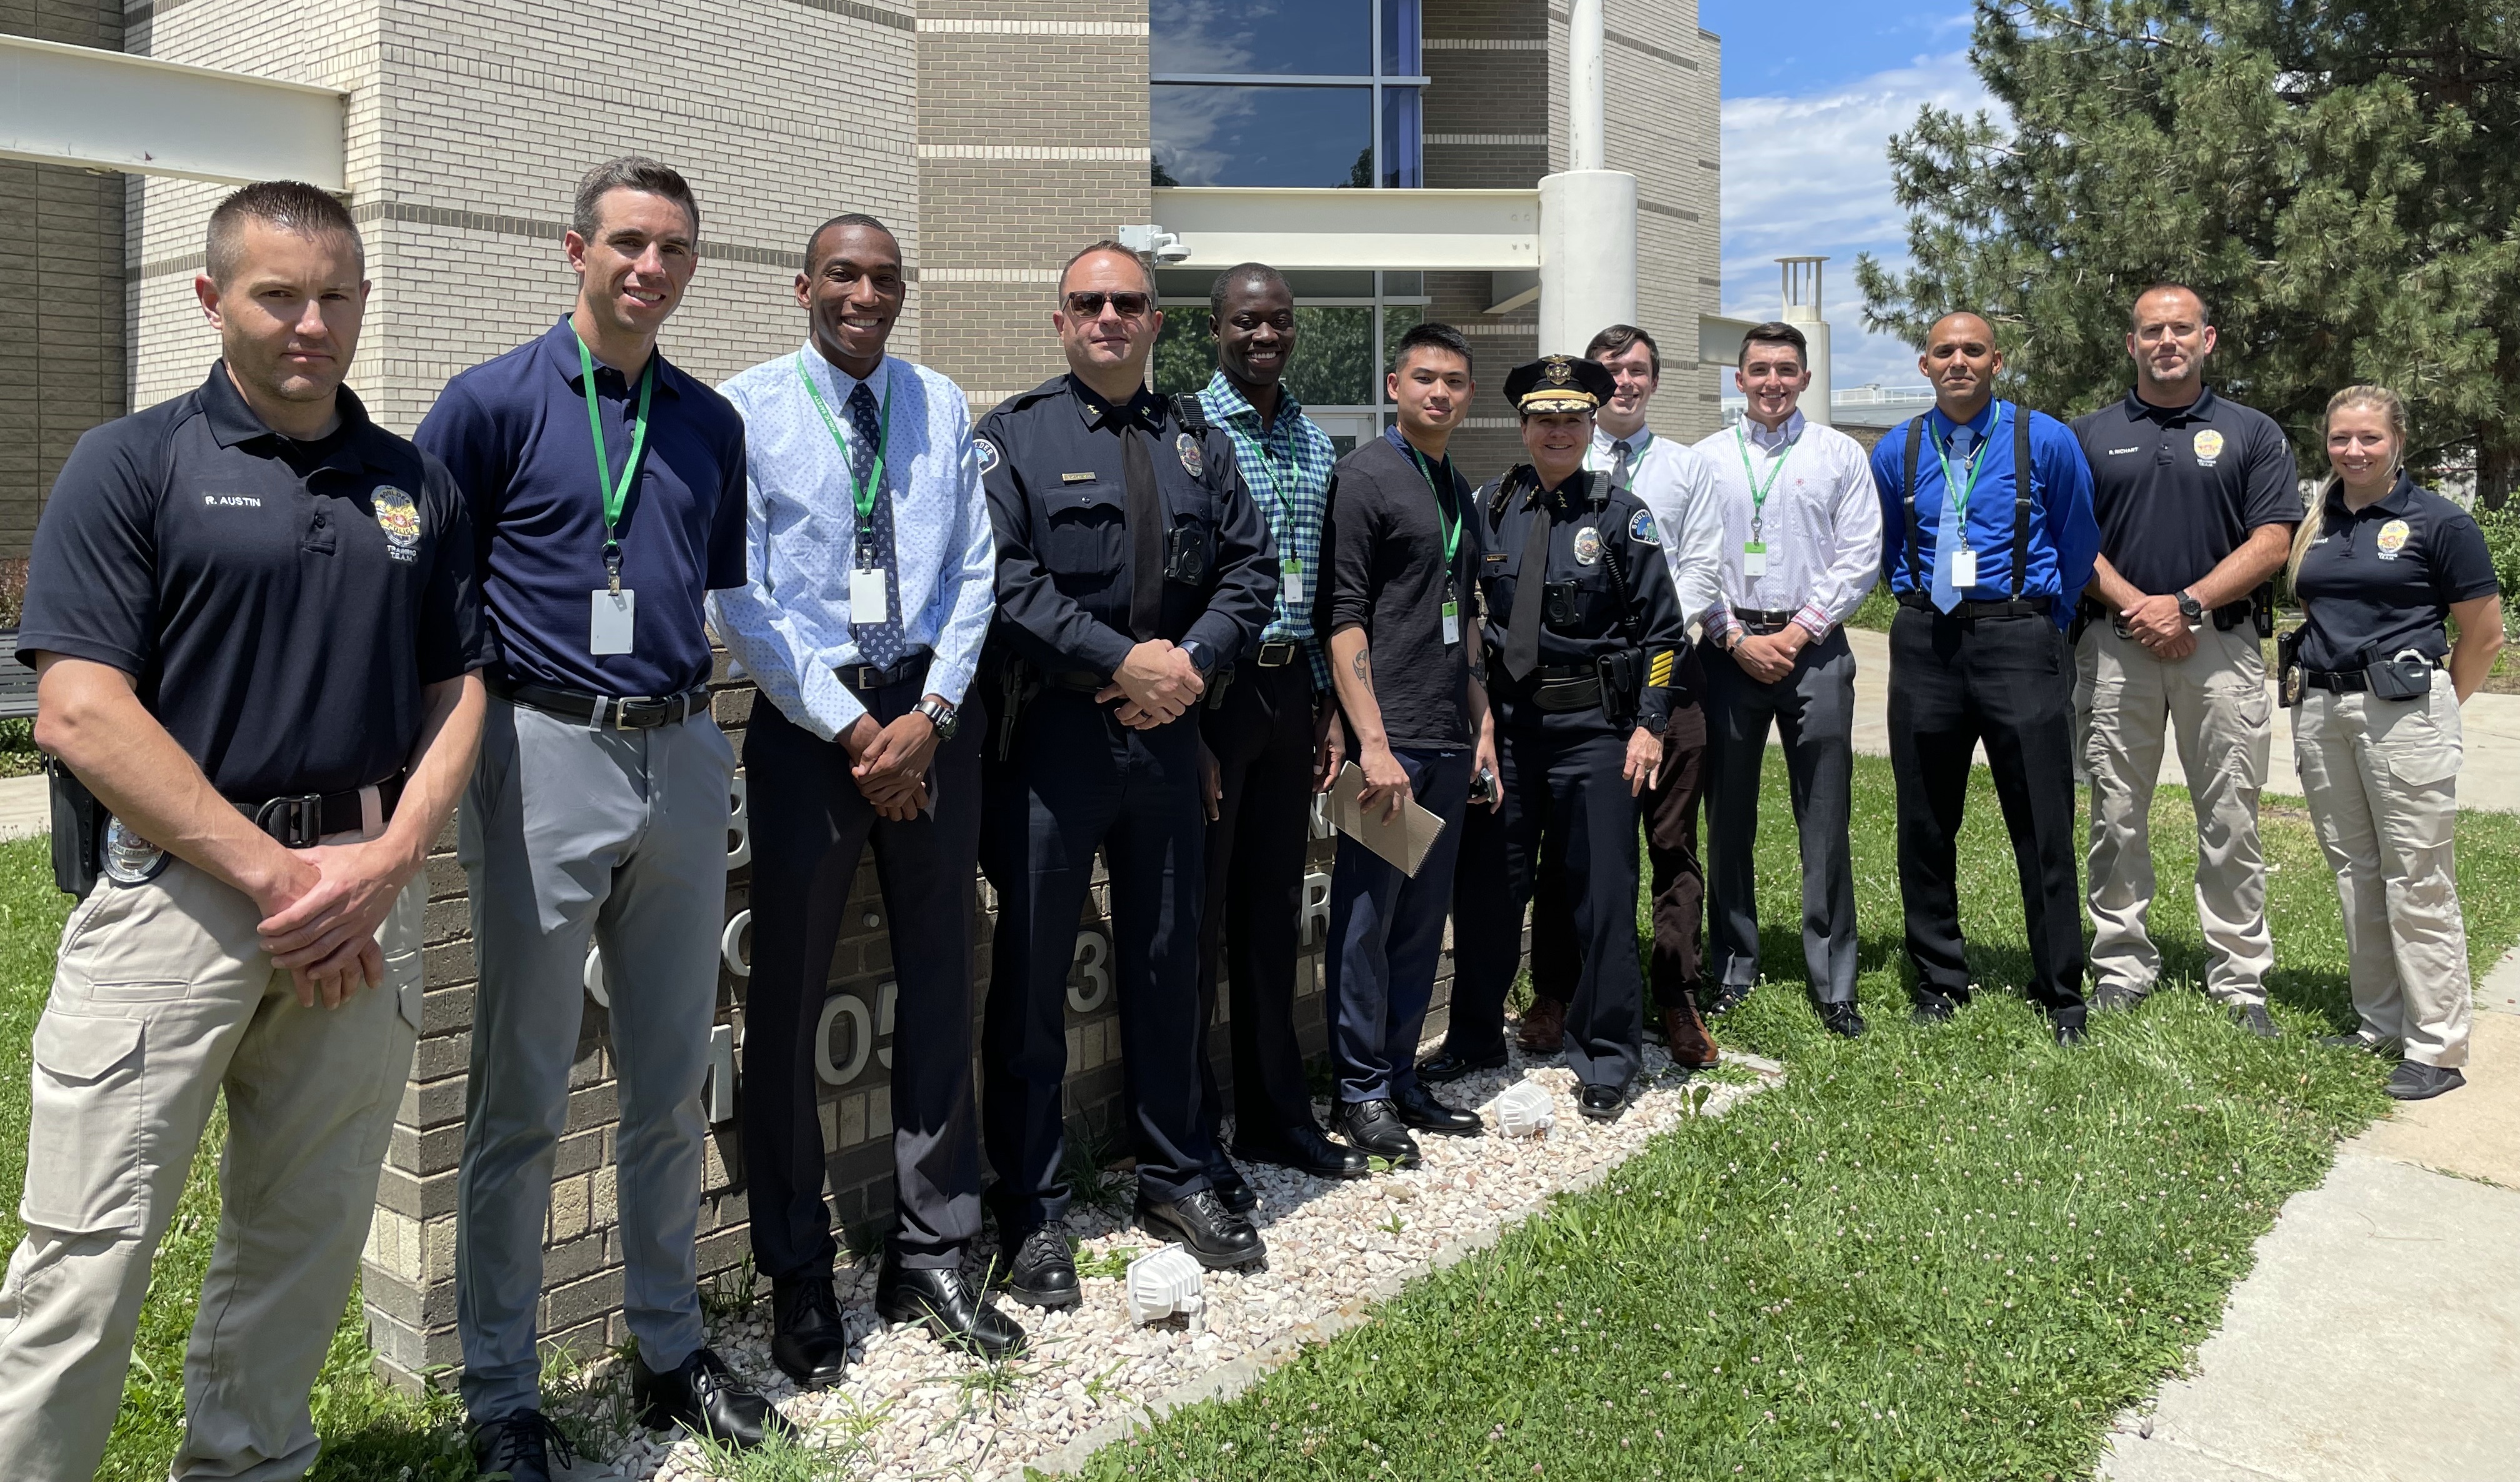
[1702,629,1861,1003]
[456,698,734,1420]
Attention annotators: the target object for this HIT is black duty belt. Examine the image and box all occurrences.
[2305,657,2442,693]
[1046,670,1108,694]
[236,773,404,848]
[1531,677,1604,712]
[492,677,711,729]
[1254,639,1301,668]
[838,652,931,692]
[1732,606,1797,635]
[1898,592,2053,619]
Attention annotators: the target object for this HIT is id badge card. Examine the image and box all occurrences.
[1743,540,1768,577]
[850,567,890,625]
[1282,557,1304,607]
[590,589,635,655]
[1949,546,1979,589]
[1441,598,1460,647]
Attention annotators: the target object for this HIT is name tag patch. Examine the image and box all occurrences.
[202,494,263,509]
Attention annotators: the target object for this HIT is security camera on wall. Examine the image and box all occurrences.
[1118,223,1191,264]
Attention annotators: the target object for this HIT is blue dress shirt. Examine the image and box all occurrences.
[1871,399,2101,629]
[708,348,996,740]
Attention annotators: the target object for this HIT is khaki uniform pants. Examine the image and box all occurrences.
[2296,682,2474,1068]
[0,853,423,1482]
[2075,620,2275,1004]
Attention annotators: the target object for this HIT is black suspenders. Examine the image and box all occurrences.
[1902,404,2039,598]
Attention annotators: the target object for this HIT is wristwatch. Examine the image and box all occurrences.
[914,695,959,741]
[2175,590,2204,625]
[1180,637,1214,677]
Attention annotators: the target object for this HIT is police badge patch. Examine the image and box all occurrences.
[103,817,169,887]
[1177,433,1203,477]
[2192,429,2224,466]
[1629,509,1659,545]
[1573,525,1602,565]
[2377,518,2411,559]
[371,485,422,564]
[975,436,1001,475]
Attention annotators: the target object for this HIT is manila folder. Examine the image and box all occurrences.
[1328,761,1446,878]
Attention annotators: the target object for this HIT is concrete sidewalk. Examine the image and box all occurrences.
[0,772,45,841]
[1839,625,2520,812]
[2098,948,2520,1482]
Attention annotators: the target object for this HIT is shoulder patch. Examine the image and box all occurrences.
[1176,432,1203,477]
[1628,508,1659,546]
[974,436,1001,476]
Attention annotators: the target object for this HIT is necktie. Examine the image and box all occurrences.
[1123,419,1164,642]
[1609,439,1634,493]
[1929,424,1974,614]
[846,380,910,667]
[1501,487,1554,681]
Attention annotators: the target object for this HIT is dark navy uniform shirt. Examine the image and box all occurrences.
[1474,465,1688,734]
[2072,387,2301,599]
[1872,399,2101,629]
[19,364,490,801]
[2294,472,2498,672]
[976,374,1276,682]
[416,317,748,698]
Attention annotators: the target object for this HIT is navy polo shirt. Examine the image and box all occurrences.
[2072,387,2301,598]
[417,318,748,697]
[1872,399,2102,630]
[19,363,489,801]
[2294,473,2498,671]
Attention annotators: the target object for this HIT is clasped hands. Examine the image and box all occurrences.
[2118,591,2198,661]
[843,702,946,822]
[1098,639,1204,729]
[252,839,416,1011]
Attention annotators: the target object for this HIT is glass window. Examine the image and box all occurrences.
[1154,0,1371,76]
[1381,0,1420,77]
[1154,86,1372,188]
[1380,88,1422,189]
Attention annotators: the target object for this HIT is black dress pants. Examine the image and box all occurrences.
[741,683,986,1280]
[1886,604,2087,1025]
[979,690,1213,1233]
[1196,660,1322,1157]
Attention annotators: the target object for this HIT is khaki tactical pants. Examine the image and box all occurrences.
[0,851,423,1482]
[2296,682,2474,1068]
[2075,620,2275,1005]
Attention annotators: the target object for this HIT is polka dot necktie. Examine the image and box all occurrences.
[847,379,909,667]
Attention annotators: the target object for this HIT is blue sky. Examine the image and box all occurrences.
[1698,1,1991,395]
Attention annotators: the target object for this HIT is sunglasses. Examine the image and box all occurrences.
[1064,291,1152,320]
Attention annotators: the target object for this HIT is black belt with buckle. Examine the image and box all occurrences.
[2305,658,2442,693]
[838,652,931,692]
[1732,606,1796,635]
[235,773,405,848]
[492,677,711,729]
[1254,639,1301,668]
[1898,592,2053,619]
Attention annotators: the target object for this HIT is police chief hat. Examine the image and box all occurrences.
[1505,354,1616,417]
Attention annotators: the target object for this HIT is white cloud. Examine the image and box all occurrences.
[1716,51,2002,394]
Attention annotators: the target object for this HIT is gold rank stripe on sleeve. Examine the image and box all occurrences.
[1648,649,1675,688]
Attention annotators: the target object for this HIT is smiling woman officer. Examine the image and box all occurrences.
[2284,385,2504,1101]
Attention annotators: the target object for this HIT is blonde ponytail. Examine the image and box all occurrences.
[2288,385,2410,589]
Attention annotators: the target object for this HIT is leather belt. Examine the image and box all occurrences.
[1732,606,1796,635]
[492,676,711,729]
[1254,639,1301,668]
[1898,592,2053,619]
[2305,657,2443,693]
[1531,677,1603,713]
[838,652,931,692]
[234,773,404,848]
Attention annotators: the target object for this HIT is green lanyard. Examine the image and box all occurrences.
[792,352,893,561]
[576,333,655,592]
[1933,402,2002,525]
[1404,444,1462,570]
[1732,424,1794,540]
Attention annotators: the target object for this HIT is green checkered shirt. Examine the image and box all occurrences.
[1198,370,1338,690]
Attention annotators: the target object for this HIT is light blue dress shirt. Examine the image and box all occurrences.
[709,347,996,740]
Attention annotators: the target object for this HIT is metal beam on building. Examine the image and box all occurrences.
[0,34,346,190]
[1152,186,1539,271]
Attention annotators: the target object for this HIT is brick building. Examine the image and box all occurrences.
[0,0,1720,1390]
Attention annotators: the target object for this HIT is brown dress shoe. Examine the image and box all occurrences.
[1516,995,1569,1054]
[1659,1001,1719,1072]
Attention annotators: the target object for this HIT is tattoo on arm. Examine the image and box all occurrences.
[1351,647,1371,682]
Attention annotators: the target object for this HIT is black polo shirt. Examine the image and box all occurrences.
[2294,474,2498,671]
[2072,387,2301,597]
[19,363,489,801]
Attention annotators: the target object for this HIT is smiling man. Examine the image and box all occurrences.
[709,214,1019,1381]
[1873,311,2100,1045]
[417,158,779,1477]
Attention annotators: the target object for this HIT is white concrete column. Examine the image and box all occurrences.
[1537,170,1638,355]
[1568,0,1605,172]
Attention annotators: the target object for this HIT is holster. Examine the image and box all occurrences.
[991,655,1042,761]
[1202,660,1238,711]
[1595,650,1642,730]
[2069,597,2101,647]
[48,756,102,899]
[2251,582,2277,639]
[2276,627,2304,709]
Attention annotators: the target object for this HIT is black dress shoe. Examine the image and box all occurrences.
[1207,1165,1259,1215]
[768,1271,851,1390]
[1818,1002,1866,1038]
[1910,996,1959,1028]
[993,1221,1080,1310]
[472,1408,571,1482]
[1578,1083,1629,1121]
[1137,1188,1266,1270]
[632,1346,793,1449]
[1416,1045,1508,1083]
[1232,1125,1370,1180]
[1331,1098,1422,1167]
[876,1255,1027,1361]
[1702,982,1753,1018]
[2054,1018,2088,1047]
[1394,1082,1482,1136]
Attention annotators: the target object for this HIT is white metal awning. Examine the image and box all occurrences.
[1151,186,1539,272]
[0,34,346,189]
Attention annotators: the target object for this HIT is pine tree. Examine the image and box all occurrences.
[1856,1,2520,499]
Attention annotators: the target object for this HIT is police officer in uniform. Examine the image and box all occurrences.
[1451,357,1689,1119]
[976,241,1277,1305]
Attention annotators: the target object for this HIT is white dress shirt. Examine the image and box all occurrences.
[1586,422,1728,635]
[708,348,997,740]
[1688,410,1882,644]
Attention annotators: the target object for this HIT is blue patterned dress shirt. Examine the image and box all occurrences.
[1197,370,1338,690]
[709,348,997,740]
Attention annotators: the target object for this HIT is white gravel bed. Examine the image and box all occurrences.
[572,1042,1779,1480]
